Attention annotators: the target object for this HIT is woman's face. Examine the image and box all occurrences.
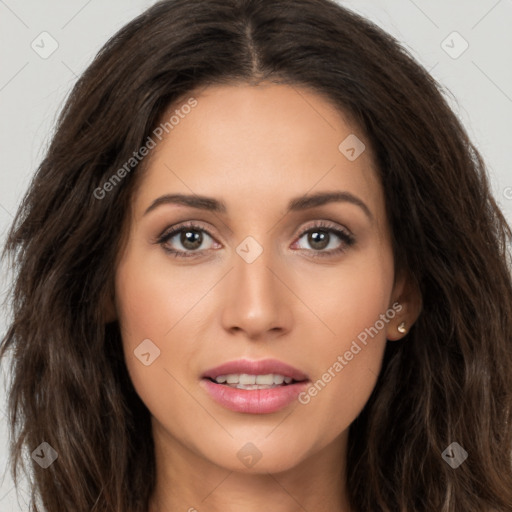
[114,82,410,474]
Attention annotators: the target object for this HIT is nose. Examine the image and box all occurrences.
[220,245,293,340]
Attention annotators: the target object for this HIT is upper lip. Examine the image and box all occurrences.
[201,358,309,381]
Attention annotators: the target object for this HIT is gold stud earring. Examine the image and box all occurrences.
[397,321,407,334]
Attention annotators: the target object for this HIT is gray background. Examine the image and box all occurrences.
[1,0,511,509]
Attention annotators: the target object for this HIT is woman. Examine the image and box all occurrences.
[1,0,511,510]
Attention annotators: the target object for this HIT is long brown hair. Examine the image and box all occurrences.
[2,0,511,510]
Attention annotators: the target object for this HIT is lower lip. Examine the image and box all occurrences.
[200,378,309,414]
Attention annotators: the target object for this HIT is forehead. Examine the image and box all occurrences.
[132,82,384,225]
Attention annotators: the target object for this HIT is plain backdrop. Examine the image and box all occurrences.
[1,0,511,509]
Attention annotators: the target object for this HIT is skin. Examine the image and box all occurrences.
[112,82,421,512]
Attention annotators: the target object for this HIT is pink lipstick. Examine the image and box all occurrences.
[200,358,310,414]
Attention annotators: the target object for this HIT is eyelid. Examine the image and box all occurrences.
[295,219,353,239]
[156,220,217,242]
[156,219,352,241]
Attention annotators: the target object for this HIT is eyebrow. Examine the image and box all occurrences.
[143,191,373,221]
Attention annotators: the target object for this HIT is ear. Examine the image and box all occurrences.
[386,269,422,341]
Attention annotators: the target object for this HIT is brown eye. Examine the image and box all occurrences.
[179,230,203,250]
[292,221,356,258]
[306,230,330,250]
[157,223,218,258]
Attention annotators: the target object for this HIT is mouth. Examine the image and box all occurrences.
[204,373,307,390]
[200,358,310,414]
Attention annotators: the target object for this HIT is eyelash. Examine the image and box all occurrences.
[155,220,356,259]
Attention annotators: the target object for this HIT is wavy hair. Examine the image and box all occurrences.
[1,0,512,510]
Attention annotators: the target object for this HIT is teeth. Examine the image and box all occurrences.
[255,374,273,385]
[239,374,256,385]
[233,384,275,389]
[273,375,284,385]
[212,373,296,386]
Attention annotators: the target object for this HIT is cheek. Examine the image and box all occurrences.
[115,243,206,342]
[114,252,229,461]
[294,245,394,434]
[114,249,198,409]
[300,238,394,343]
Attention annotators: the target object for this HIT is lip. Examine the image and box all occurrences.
[200,358,310,414]
[200,379,310,414]
[201,358,309,381]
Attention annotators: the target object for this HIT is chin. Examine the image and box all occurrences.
[202,435,313,474]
